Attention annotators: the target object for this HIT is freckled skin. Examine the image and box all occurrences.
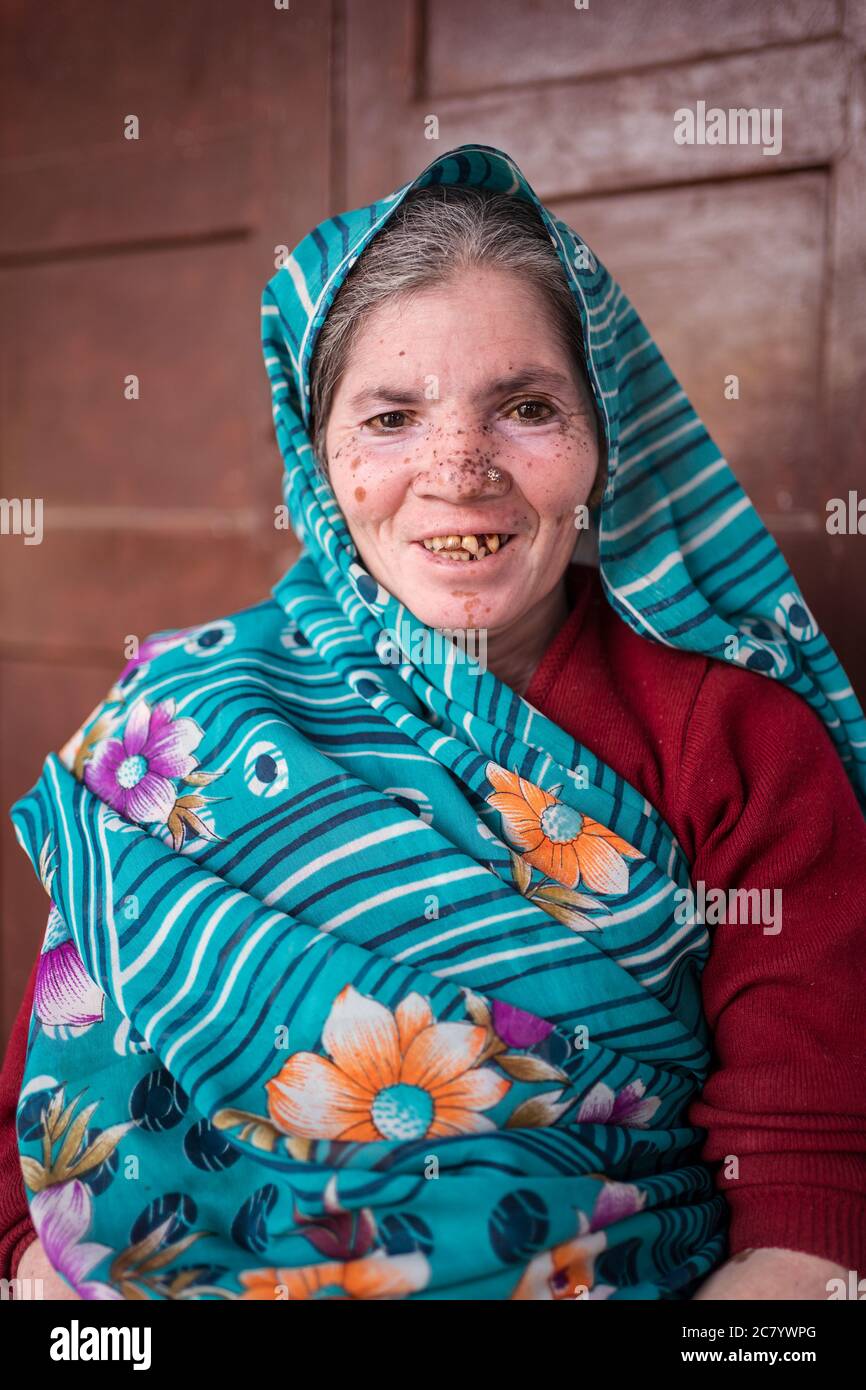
[449,587,483,623]
[324,266,600,693]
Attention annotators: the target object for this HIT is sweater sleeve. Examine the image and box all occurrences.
[680,662,866,1269]
[0,952,39,1280]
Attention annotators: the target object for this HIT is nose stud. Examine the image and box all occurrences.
[486,467,502,482]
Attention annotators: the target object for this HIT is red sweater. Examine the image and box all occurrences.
[3,563,865,1279]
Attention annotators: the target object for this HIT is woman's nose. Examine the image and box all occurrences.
[411,451,511,501]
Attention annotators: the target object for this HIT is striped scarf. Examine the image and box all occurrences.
[10,144,864,1301]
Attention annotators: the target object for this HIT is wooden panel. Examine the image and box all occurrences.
[555,171,827,517]
[347,16,847,201]
[427,0,842,94]
[0,529,298,652]
[0,241,275,511]
[0,0,332,253]
[824,45,866,478]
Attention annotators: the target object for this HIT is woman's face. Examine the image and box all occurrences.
[324,266,600,635]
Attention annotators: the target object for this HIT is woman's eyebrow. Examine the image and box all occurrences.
[478,367,576,399]
[346,385,424,412]
[345,366,576,414]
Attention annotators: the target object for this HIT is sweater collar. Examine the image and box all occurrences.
[524,563,597,711]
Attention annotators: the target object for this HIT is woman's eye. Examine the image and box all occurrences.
[507,398,555,423]
[368,410,409,431]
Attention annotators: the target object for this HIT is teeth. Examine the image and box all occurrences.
[421,532,511,560]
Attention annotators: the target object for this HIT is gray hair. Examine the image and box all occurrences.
[308,184,607,503]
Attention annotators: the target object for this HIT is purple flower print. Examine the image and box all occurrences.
[585,1180,646,1231]
[30,1180,122,1299]
[83,696,203,826]
[492,1000,554,1050]
[36,942,104,1028]
[34,899,104,1029]
[576,1079,662,1128]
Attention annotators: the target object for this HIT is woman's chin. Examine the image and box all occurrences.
[399,592,518,641]
[418,604,501,632]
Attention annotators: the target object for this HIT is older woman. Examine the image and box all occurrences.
[4,144,865,1301]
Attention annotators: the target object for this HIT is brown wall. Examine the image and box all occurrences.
[2,0,865,1046]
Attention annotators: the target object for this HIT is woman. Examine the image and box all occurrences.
[3,144,865,1301]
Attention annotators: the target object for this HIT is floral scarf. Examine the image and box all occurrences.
[10,144,865,1302]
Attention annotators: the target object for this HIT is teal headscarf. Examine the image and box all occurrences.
[10,144,865,1302]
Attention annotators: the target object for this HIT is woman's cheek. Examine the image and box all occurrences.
[334,460,406,540]
[521,439,596,518]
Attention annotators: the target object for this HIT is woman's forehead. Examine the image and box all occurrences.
[331,273,590,396]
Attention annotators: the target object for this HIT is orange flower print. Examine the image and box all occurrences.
[485,762,643,894]
[266,986,511,1142]
[510,1229,614,1301]
[239,1250,430,1300]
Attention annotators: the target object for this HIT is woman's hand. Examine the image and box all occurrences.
[15,1236,81,1300]
[692,1246,848,1299]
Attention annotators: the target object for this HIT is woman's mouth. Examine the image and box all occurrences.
[416,532,515,564]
